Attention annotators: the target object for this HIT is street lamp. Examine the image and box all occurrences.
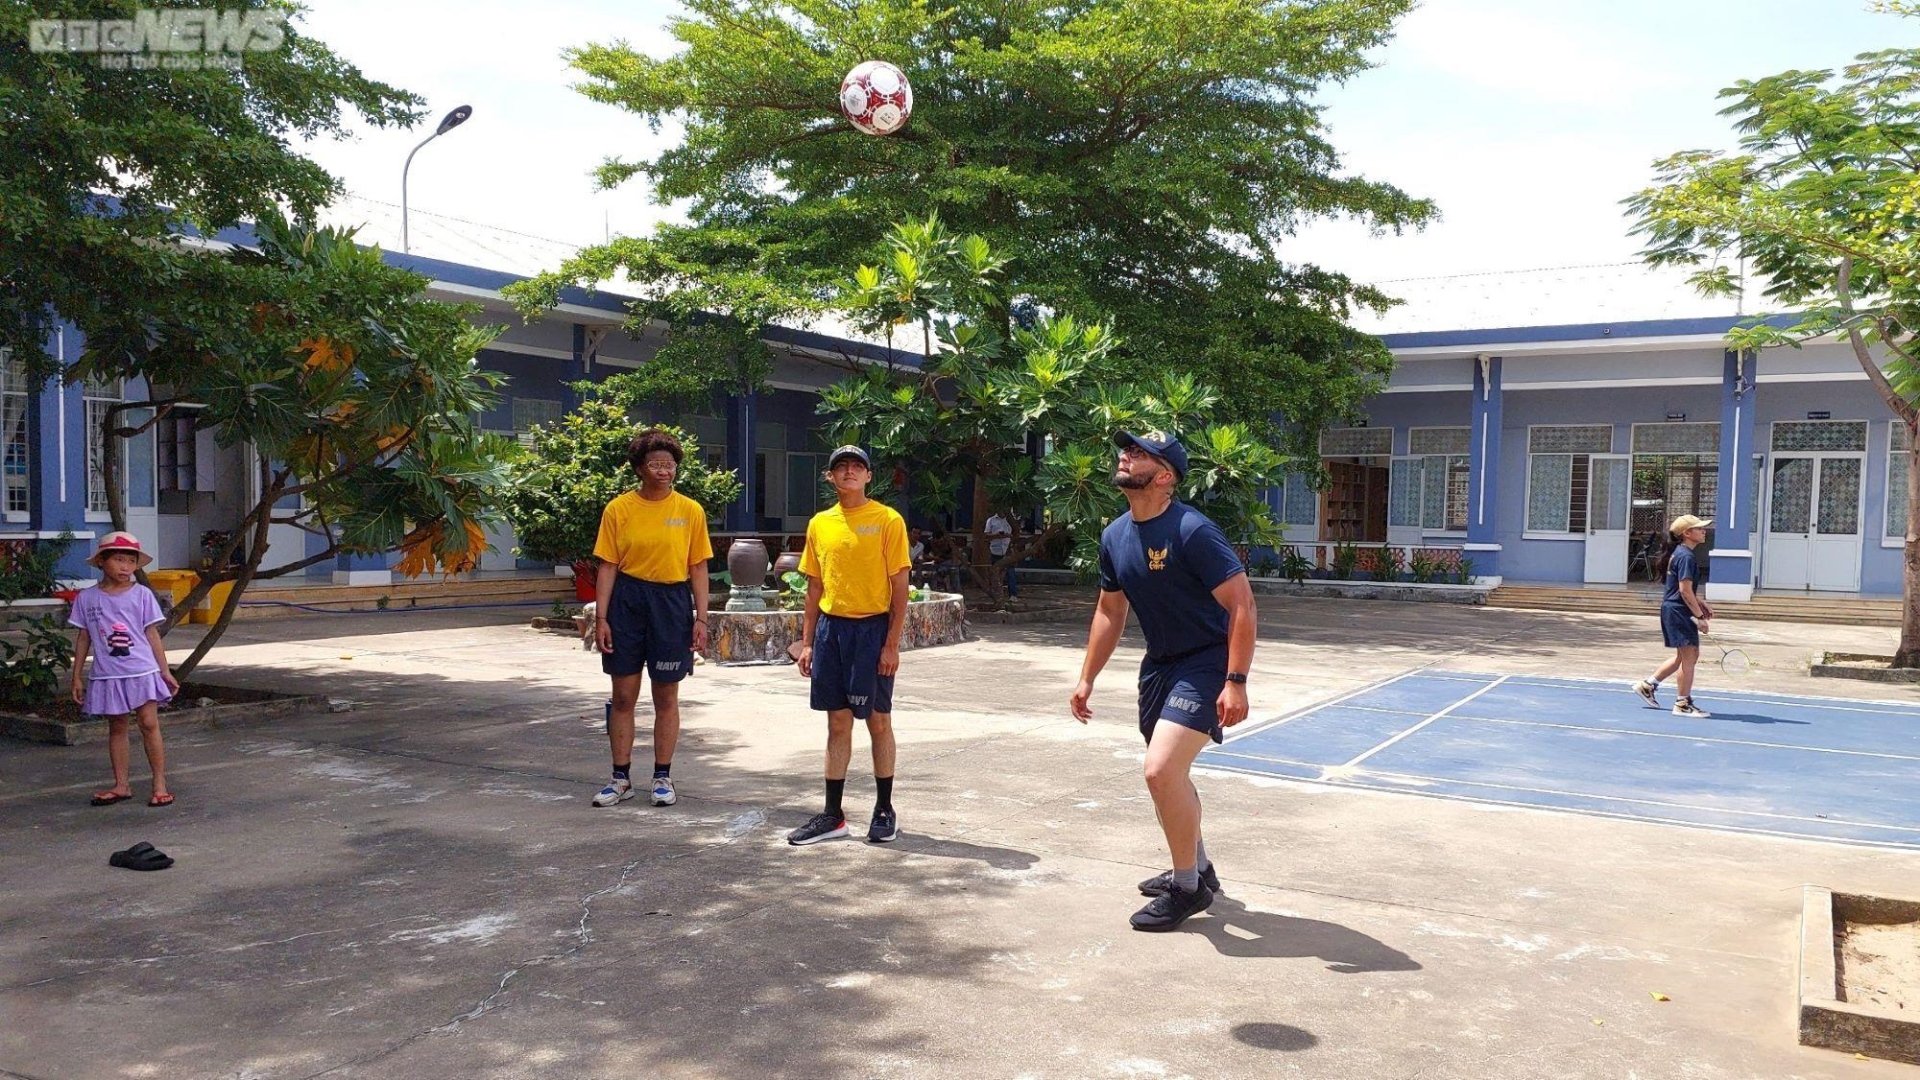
[401,105,472,254]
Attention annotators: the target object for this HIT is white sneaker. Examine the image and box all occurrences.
[592,777,635,806]
[650,775,677,806]
[1632,680,1659,708]
[1672,698,1712,719]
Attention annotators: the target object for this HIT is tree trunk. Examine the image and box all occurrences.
[970,466,1001,605]
[171,455,277,680]
[1896,433,1920,667]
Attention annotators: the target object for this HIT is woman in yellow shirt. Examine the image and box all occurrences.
[590,429,714,808]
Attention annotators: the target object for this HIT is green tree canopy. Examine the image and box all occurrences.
[515,0,1431,452]
[504,397,742,567]
[825,217,1285,600]
[0,0,422,375]
[81,212,515,678]
[1626,37,1920,664]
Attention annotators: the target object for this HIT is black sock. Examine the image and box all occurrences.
[653,762,671,779]
[875,776,894,813]
[612,763,630,780]
[825,778,845,817]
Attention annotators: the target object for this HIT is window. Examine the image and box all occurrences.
[1319,426,1392,458]
[1394,427,1470,533]
[786,452,827,515]
[0,350,29,519]
[158,408,201,493]
[1633,422,1720,455]
[84,375,123,516]
[1271,473,1318,528]
[511,397,562,434]
[1524,425,1612,535]
[1773,420,1866,453]
[1888,422,1910,544]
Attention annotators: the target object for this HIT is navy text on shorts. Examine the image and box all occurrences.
[1137,642,1227,744]
[811,612,895,719]
[603,573,695,682]
[1660,603,1700,649]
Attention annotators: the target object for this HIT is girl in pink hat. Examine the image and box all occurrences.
[71,531,180,807]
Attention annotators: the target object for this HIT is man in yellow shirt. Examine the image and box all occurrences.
[591,428,713,809]
[789,445,912,845]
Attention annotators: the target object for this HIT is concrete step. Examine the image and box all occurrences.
[1487,586,1903,627]
[221,577,574,620]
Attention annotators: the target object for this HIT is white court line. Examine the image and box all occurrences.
[1342,764,1916,833]
[1484,670,1920,716]
[1221,668,1485,744]
[1448,713,1920,763]
[1199,760,1920,853]
[1338,675,1512,769]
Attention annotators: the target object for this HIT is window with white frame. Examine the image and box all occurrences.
[1392,427,1470,532]
[1270,472,1319,528]
[1889,421,1911,544]
[84,374,123,516]
[1319,426,1392,458]
[0,350,28,519]
[1525,425,1613,534]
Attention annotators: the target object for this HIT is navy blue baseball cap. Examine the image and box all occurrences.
[827,445,873,470]
[1113,430,1188,480]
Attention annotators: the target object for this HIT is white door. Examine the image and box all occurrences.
[1810,455,1864,590]
[1583,454,1631,584]
[1762,454,1863,591]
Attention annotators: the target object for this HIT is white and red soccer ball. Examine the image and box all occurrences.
[840,60,913,136]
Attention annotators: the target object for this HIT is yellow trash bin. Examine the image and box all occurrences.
[189,580,234,625]
[144,569,199,614]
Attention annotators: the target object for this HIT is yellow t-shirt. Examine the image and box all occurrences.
[800,500,911,617]
[592,490,714,583]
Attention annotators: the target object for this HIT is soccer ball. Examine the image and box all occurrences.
[840,60,913,136]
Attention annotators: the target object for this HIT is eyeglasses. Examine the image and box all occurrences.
[643,461,678,472]
[1118,445,1154,461]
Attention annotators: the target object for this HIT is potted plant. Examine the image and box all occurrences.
[1330,540,1359,581]
[1277,547,1313,587]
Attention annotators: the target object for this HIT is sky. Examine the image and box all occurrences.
[292,0,1908,302]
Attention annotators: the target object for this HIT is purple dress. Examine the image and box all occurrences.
[68,584,173,716]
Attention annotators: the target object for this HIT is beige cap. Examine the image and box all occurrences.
[1669,514,1714,535]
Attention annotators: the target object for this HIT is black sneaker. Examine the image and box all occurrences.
[786,812,849,846]
[867,806,899,843]
[1130,883,1214,932]
[1138,863,1220,897]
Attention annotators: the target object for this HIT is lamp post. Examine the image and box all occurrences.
[401,105,472,254]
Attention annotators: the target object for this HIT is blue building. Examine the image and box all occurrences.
[1277,265,1909,601]
[14,203,921,587]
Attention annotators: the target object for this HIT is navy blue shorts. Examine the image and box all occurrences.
[602,574,694,682]
[1660,604,1700,649]
[811,613,894,719]
[1138,644,1227,744]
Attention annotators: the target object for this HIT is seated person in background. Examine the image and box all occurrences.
[908,528,930,585]
[927,526,965,592]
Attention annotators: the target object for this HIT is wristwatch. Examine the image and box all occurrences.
[1225,672,1247,685]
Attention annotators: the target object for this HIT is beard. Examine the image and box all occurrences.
[1114,468,1152,491]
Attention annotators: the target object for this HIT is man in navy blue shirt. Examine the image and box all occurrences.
[1634,514,1715,717]
[1070,430,1258,932]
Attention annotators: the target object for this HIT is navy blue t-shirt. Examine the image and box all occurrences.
[1097,501,1247,660]
[1663,544,1705,605]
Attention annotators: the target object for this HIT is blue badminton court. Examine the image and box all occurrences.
[1202,670,1920,849]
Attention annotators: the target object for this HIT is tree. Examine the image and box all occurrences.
[1626,39,1920,665]
[825,218,1285,605]
[518,0,1428,458]
[504,396,743,568]
[0,0,421,379]
[81,212,516,679]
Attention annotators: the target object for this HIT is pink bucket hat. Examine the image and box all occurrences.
[89,531,153,569]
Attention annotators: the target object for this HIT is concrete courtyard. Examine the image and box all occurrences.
[4,588,1919,1079]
